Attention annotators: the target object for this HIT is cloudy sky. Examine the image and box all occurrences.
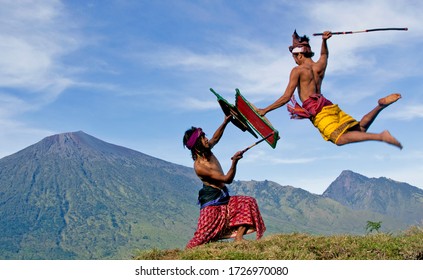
[1,0,422,194]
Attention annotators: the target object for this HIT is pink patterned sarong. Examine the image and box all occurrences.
[186,196,266,249]
[288,93,333,119]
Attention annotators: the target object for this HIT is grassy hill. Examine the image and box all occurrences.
[133,226,423,260]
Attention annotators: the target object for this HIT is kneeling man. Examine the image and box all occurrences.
[183,116,266,249]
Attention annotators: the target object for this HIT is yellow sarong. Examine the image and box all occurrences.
[311,104,359,143]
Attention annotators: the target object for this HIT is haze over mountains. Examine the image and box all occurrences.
[0,131,421,259]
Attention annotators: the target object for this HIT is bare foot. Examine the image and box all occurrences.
[378,93,401,107]
[234,238,246,243]
[381,130,403,149]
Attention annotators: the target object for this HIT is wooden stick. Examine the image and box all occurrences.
[231,132,275,159]
[241,132,274,154]
[313,27,408,36]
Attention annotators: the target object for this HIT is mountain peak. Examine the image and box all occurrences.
[323,170,423,222]
[30,131,132,159]
[339,170,356,176]
[324,170,368,192]
[44,130,98,144]
[43,130,88,147]
[338,170,367,179]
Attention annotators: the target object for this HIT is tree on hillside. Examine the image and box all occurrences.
[366,221,382,234]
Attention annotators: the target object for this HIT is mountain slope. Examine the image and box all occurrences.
[323,170,423,224]
[0,131,200,259]
[230,180,408,235]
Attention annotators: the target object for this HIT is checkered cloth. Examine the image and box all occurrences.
[186,195,266,249]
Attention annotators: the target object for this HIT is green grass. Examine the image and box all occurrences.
[133,226,423,260]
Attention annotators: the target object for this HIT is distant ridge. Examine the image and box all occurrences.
[0,132,422,259]
[323,170,423,224]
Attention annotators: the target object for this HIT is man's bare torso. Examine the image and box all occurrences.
[194,154,225,189]
[296,60,324,102]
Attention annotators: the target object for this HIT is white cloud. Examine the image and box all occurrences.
[305,0,423,76]
[134,0,423,110]
[0,1,84,156]
[0,118,54,157]
[135,37,292,101]
[383,104,423,121]
[0,0,82,106]
[308,0,422,36]
[177,97,217,111]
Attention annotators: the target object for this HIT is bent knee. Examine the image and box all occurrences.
[334,141,345,146]
[334,135,347,146]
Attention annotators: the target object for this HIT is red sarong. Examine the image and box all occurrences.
[186,196,266,249]
[288,93,333,119]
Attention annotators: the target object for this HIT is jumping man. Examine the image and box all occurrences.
[257,30,402,149]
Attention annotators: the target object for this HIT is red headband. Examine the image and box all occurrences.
[186,128,203,149]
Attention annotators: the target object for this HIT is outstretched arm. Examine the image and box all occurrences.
[208,115,232,148]
[257,67,300,116]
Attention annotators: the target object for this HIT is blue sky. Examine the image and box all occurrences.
[1,0,422,194]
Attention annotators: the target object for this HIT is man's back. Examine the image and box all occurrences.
[296,59,323,102]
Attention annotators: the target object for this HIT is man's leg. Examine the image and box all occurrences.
[336,130,402,149]
[234,225,247,242]
[359,93,401,131]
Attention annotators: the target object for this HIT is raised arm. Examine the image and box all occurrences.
[208,115,232,148]
[257,67,300,116]
[315,31,332,75]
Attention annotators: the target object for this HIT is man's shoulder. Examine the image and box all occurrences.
[194,155,217,168]
[290,65,302,74]
[293,64,313,74]
[194,157,208,166]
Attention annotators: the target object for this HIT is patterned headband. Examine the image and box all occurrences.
[186,128,203,149]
